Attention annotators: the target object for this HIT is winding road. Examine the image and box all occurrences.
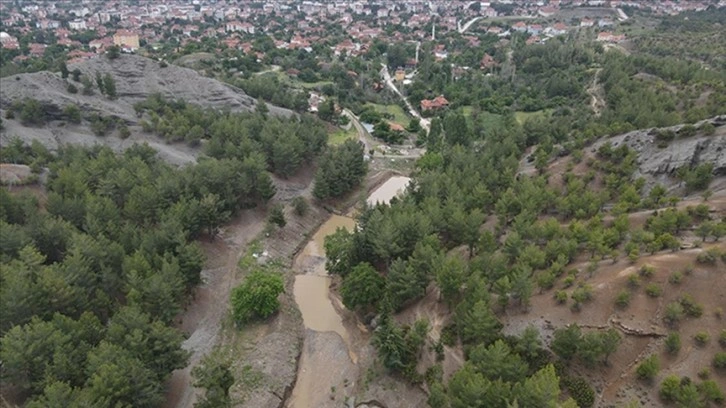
[458,17,482,34]
[379,64,431,133]
[587,68,605,117]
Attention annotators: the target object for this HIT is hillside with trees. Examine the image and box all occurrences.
[1,5,725,408]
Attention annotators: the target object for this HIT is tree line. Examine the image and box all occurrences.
[0,140,281,406]
[134,94,328,178]
[321,94,722,406]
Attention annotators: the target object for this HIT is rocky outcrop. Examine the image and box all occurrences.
[0,54,291,123]
[0,54,292,165]
[592,116,726,190]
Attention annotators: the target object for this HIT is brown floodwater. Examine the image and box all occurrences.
[288,176,411,407]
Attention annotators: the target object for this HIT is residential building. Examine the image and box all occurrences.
[113,29,140,51]
[69,19,87,30]
[421,95,449,111]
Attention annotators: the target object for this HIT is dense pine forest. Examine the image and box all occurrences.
[1,6,725,408]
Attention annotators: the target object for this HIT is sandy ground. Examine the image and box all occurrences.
[501,185,726,408]
[502,245,726,407]
[0,163,33,184]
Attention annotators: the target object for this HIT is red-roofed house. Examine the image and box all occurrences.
[480,53,498,70]
[421,95,449,111]
[538,7,557,17]
[89,36,113,51]
[512,22,527,32]
[334,39,357,56]
[550,23,567,35]
[0,32,20,50]
[29,43,47,57]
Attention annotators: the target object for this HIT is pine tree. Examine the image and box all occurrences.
[103,73,117,99]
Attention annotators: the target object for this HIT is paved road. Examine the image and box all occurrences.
[458,17,482,34]
[379,64,431,133]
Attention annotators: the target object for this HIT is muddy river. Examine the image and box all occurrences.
[366,175,410,206]
[287,176,410,408]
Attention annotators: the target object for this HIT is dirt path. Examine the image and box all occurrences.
[164,208,266,408]
[587,68,606,117]
[379,64,430,133]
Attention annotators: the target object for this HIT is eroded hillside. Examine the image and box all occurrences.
[0,55,291,164]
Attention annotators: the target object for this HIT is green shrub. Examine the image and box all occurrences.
[571,284,593,304]
[627,274,641,289]
[555,290,568,304]
[636,355,659,381]
[562,376,595,408]
[664,302,684,327]
[62,104,81,124]
[668,271,683,284]
[537,271,556,291]
[719,330,726,348]
[678,124,697,138]
[628,248,640,263]
[639,264,655,278]
[16,98,46,125]
[440,324,457,347]
[665,332,681,354]
[118,123,130,139]
[268,204,286,228]
[679,294,703,317]
[694,331,710,346]
[700,122,716,135]
[645,283,662,297]
[615,290,631,308]
[698,380,725,404]
[655,129,676,142]
[563,275,576,288]
[714,352,726,369]
[292,196,309,217]
[659,375,681,402]
[231,269,284,324]
[696,248,720,264]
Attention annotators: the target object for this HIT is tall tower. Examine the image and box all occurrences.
[431,20,436,41]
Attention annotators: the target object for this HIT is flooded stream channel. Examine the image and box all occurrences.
[287,176,410,408]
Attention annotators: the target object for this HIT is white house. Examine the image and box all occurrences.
[69,20,87,30]
[225,21,254,34]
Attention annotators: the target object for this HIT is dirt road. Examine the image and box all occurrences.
[587,68,605,117]
[379,64,431,133]
[164,208,266,408]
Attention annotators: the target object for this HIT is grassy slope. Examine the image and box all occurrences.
[365,103,410,127]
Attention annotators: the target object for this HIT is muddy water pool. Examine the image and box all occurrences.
[288,176,410,407]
